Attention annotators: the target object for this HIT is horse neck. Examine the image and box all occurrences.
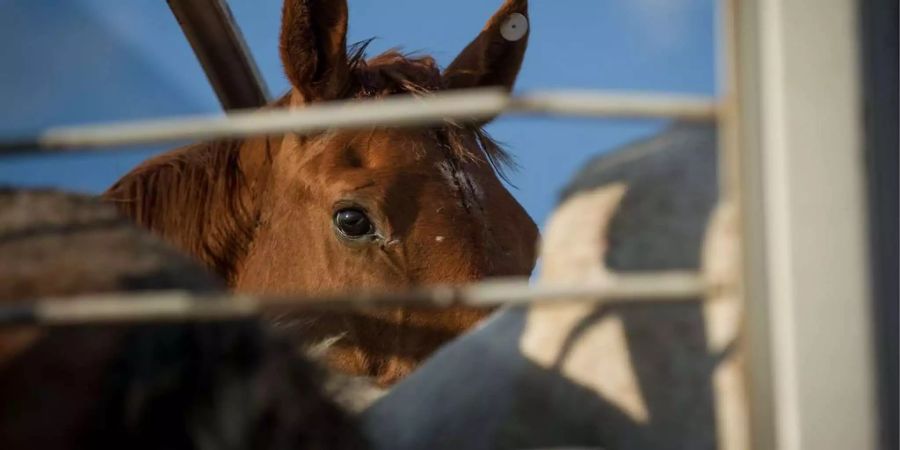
[103,136,276,283]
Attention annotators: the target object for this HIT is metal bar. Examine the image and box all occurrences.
[0,89,718,155]
[167,0,270,110]
[739,0,879,448]
[730,0,778,449]
[506,90,717,120]
[712,0,753,448]
[0,273,711,327]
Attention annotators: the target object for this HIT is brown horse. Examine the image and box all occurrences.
[104,0,538,385]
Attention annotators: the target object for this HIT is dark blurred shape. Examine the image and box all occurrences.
[0,188,224,299]
[859,0,898,448]
[0,188,365,450]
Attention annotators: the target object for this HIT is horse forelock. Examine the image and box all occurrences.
[342,40,516,180]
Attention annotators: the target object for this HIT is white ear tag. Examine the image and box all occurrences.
[500,13,528,42]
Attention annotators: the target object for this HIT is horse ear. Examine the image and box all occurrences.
[280,0,351,102]
[443,0,529,92]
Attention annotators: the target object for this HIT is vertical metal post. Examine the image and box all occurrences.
[713,1,754,448]
[734,0,879,449]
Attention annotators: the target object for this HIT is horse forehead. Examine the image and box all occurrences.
[307,130,495,208]
[358,131,492,200]
[357,130,441,165]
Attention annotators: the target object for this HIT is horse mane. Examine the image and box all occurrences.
[103,138,264,282]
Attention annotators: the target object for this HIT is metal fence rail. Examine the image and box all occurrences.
[0,88,717,155]
[0,273,710,326]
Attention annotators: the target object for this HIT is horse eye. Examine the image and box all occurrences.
[333,208,374,239]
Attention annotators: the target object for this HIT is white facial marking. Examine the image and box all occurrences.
[500,13,528,42]
[435,236,445,242]
[305,333,347,359]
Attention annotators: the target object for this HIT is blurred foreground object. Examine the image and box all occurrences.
[362,123,747,450]
[0,188,364,450]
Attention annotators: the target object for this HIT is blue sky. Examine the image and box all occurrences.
[0,0,716,226]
